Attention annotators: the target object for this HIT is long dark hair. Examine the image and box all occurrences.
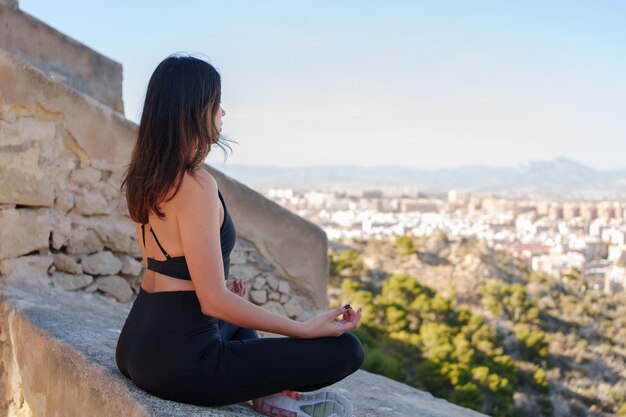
[121,52,234,224]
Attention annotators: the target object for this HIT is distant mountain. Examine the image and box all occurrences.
[211,157,626,197]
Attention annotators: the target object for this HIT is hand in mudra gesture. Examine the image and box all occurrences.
[226,276,246,297]
[300,304,362,338]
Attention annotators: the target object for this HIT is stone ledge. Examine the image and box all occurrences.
[0,282,490,417]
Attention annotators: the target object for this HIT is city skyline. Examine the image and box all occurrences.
[20,0,626,171]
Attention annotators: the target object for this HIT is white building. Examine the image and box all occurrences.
[605,264,626,294]
[531,252,586,277]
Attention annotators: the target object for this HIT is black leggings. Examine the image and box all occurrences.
[115,287,365,407]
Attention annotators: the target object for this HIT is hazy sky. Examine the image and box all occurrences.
[21,1,626,170]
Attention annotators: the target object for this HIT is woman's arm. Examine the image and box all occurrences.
[175,170,305,338]
[204,284,304,337]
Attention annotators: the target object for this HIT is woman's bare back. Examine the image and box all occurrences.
[137,170,225,293]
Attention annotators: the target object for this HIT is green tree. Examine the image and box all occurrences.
[514,324,549,361]
[395,236,416,256]
[329,249,365,286]
[339,272,519,417]
[480,280,540,323]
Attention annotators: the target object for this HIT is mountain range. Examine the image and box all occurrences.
[213,157,626,198]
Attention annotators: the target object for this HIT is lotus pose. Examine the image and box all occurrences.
[115,52,364,417]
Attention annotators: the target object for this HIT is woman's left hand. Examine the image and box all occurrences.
[226,276,246,297]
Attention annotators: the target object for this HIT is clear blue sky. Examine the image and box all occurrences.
[20,1,626,170]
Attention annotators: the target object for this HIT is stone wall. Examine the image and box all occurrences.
[0,0,17,10]
[0,2,124,112]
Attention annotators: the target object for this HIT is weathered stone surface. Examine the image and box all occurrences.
[0,255,52,288]
[120,255,142,276]
[50,210,72,250]
[0,166,56,206]
[109,196,131,218]
[124,274,142,294]
[229,264,260,283]
[229,249,247,265]
[262,300,287,318]
[267,291,280,301]
[54,190,75,213]
[69,214,138,256]
[278,280,290,294]
[0,208,50,260]
[95,275,132,302]
[69,167,101,186]
[266,274,279,291]
[66,226,104,254]
[333,366,492,417]
[0,0,19,10]
[279,293,289,303]
[252,276,266,290]
[283,297,303,319]
[106,170,123,191]
[235,240,257,252]
[74,190,109,215]
[53,253,82,274]
[249,290,267,304]
[81,251,122,276]
[51,272,92,290]
[246,249,275,272]
[90,180,120,200]
[0,118,56,206]
[91,218,137,255]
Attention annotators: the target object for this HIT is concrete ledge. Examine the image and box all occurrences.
[0,282,257,417]
[0,282,490,417]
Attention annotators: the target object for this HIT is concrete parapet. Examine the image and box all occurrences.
[0,282,490,417]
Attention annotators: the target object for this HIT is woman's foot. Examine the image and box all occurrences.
[251,389,353,417]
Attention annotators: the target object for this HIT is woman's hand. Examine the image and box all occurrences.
[225,276,246,297]
[299,304,362,338]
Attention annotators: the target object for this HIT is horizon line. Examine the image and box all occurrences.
[208,156,625,172]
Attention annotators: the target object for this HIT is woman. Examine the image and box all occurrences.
[115,52,364,417]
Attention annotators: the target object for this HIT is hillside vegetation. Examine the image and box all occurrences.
[328,234,626,417]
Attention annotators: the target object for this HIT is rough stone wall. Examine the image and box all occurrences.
[0,103,302,324]
[0,2,124,112]
[0,0,17,10]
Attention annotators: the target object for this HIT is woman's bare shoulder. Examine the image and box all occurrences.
[174,168,218,207]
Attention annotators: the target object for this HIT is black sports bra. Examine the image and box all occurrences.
[141,190,236,281]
